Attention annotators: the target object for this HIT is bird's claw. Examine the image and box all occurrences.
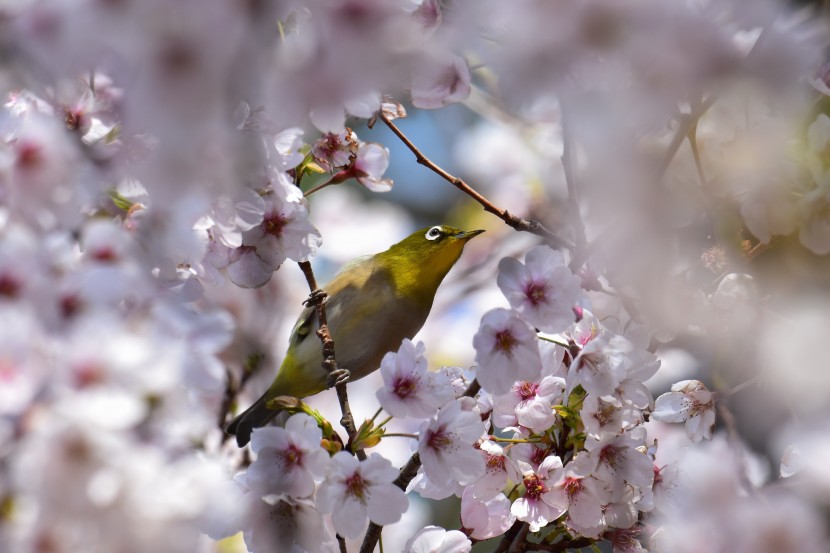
[327,368,351,388]
[303,288,328,308]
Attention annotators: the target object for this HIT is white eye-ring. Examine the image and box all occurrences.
[425,226,443,241]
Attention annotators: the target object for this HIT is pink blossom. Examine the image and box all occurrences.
[497,246,582,334]
[510,455,568,532]
[469,440,522,500]
[376,339,454,419]
[583,431,654,503]
[403,525,471,553]
[473,308,542,395]
[311,129,357,172]
[549,455,608,538]
[245,414,330,498]
[418,399,485,487]
[411,55,471,110]
[352,141,393,192]
[316,452,408,539]
[652,380,716,442]
[492,375,565,434]
[460,488,515,541]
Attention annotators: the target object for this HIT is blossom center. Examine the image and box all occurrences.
[523,474,547,499]
[0,274,21,298]
[599,445,622,469]
[15,141,41,168]
[263,213,287,237]
[280,444,304,468]
[593,401,617,428]
[524,281,548,306]
[493,330,516,354]
[689,396,713,416]
[91,247,118,262]
[426,427,452,451]
[516,381,539,400]
[486,454,506,470]
[392,375,417,399]
[563,476,583,499]
[74,362,105,388]
[345,472,368,501]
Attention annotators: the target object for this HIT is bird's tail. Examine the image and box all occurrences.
[224,392,281,447]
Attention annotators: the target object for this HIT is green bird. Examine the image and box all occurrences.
[226,224,484,446]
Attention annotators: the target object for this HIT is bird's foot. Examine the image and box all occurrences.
[303,288,328,308]
[327,368,351,388]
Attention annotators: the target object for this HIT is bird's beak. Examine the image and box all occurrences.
[455,229,485,241]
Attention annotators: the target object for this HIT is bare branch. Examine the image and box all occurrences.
[379,113,575,251]
[297,261,366,462]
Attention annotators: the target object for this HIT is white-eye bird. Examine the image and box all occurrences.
[226,224,484,446]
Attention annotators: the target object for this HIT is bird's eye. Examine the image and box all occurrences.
[425,226,442,241]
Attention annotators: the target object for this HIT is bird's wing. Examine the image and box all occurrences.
[288,305,316,347]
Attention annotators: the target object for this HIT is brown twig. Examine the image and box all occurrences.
[359,379,482,553]
[494,521,526,553]
[297,261,366,462]
[507,523,531,553]
[379,113,575,251]
[523,537,594,552]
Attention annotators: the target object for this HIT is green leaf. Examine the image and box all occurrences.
[107,189,134,212]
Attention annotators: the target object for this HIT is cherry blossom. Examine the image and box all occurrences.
[570,332,631,398]
[460,488,515,540]
[376,339,454,419]
[583,430,654,504]
[497,245,582,334]
[232,175,321,287]
[549,455,609,538]
[245,414,330,498]
[403,525,471,553]
[510,455,568,532]
[417,399,485,488]
[316,452,408,539]
[492,375,565,434]
[473,308,542,395]
[411,54,472,110]
[651,380,716,442]
[469,440,522,500]
[311,129,357,172]
[210,475,336,553]
[351,141,394,193]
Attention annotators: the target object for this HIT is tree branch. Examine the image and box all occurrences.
[379,113,574,251]
[297,261,366,462]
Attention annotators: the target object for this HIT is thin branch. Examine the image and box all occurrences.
[359,379,482,553]
[655,94,718,180]
[507,523,531,553]
[493,521,525,553]
[297,261,366,462]
[522,537,594,552]
[379,113,574,251]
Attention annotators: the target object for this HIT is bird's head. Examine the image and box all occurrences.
[381,225,484,301]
